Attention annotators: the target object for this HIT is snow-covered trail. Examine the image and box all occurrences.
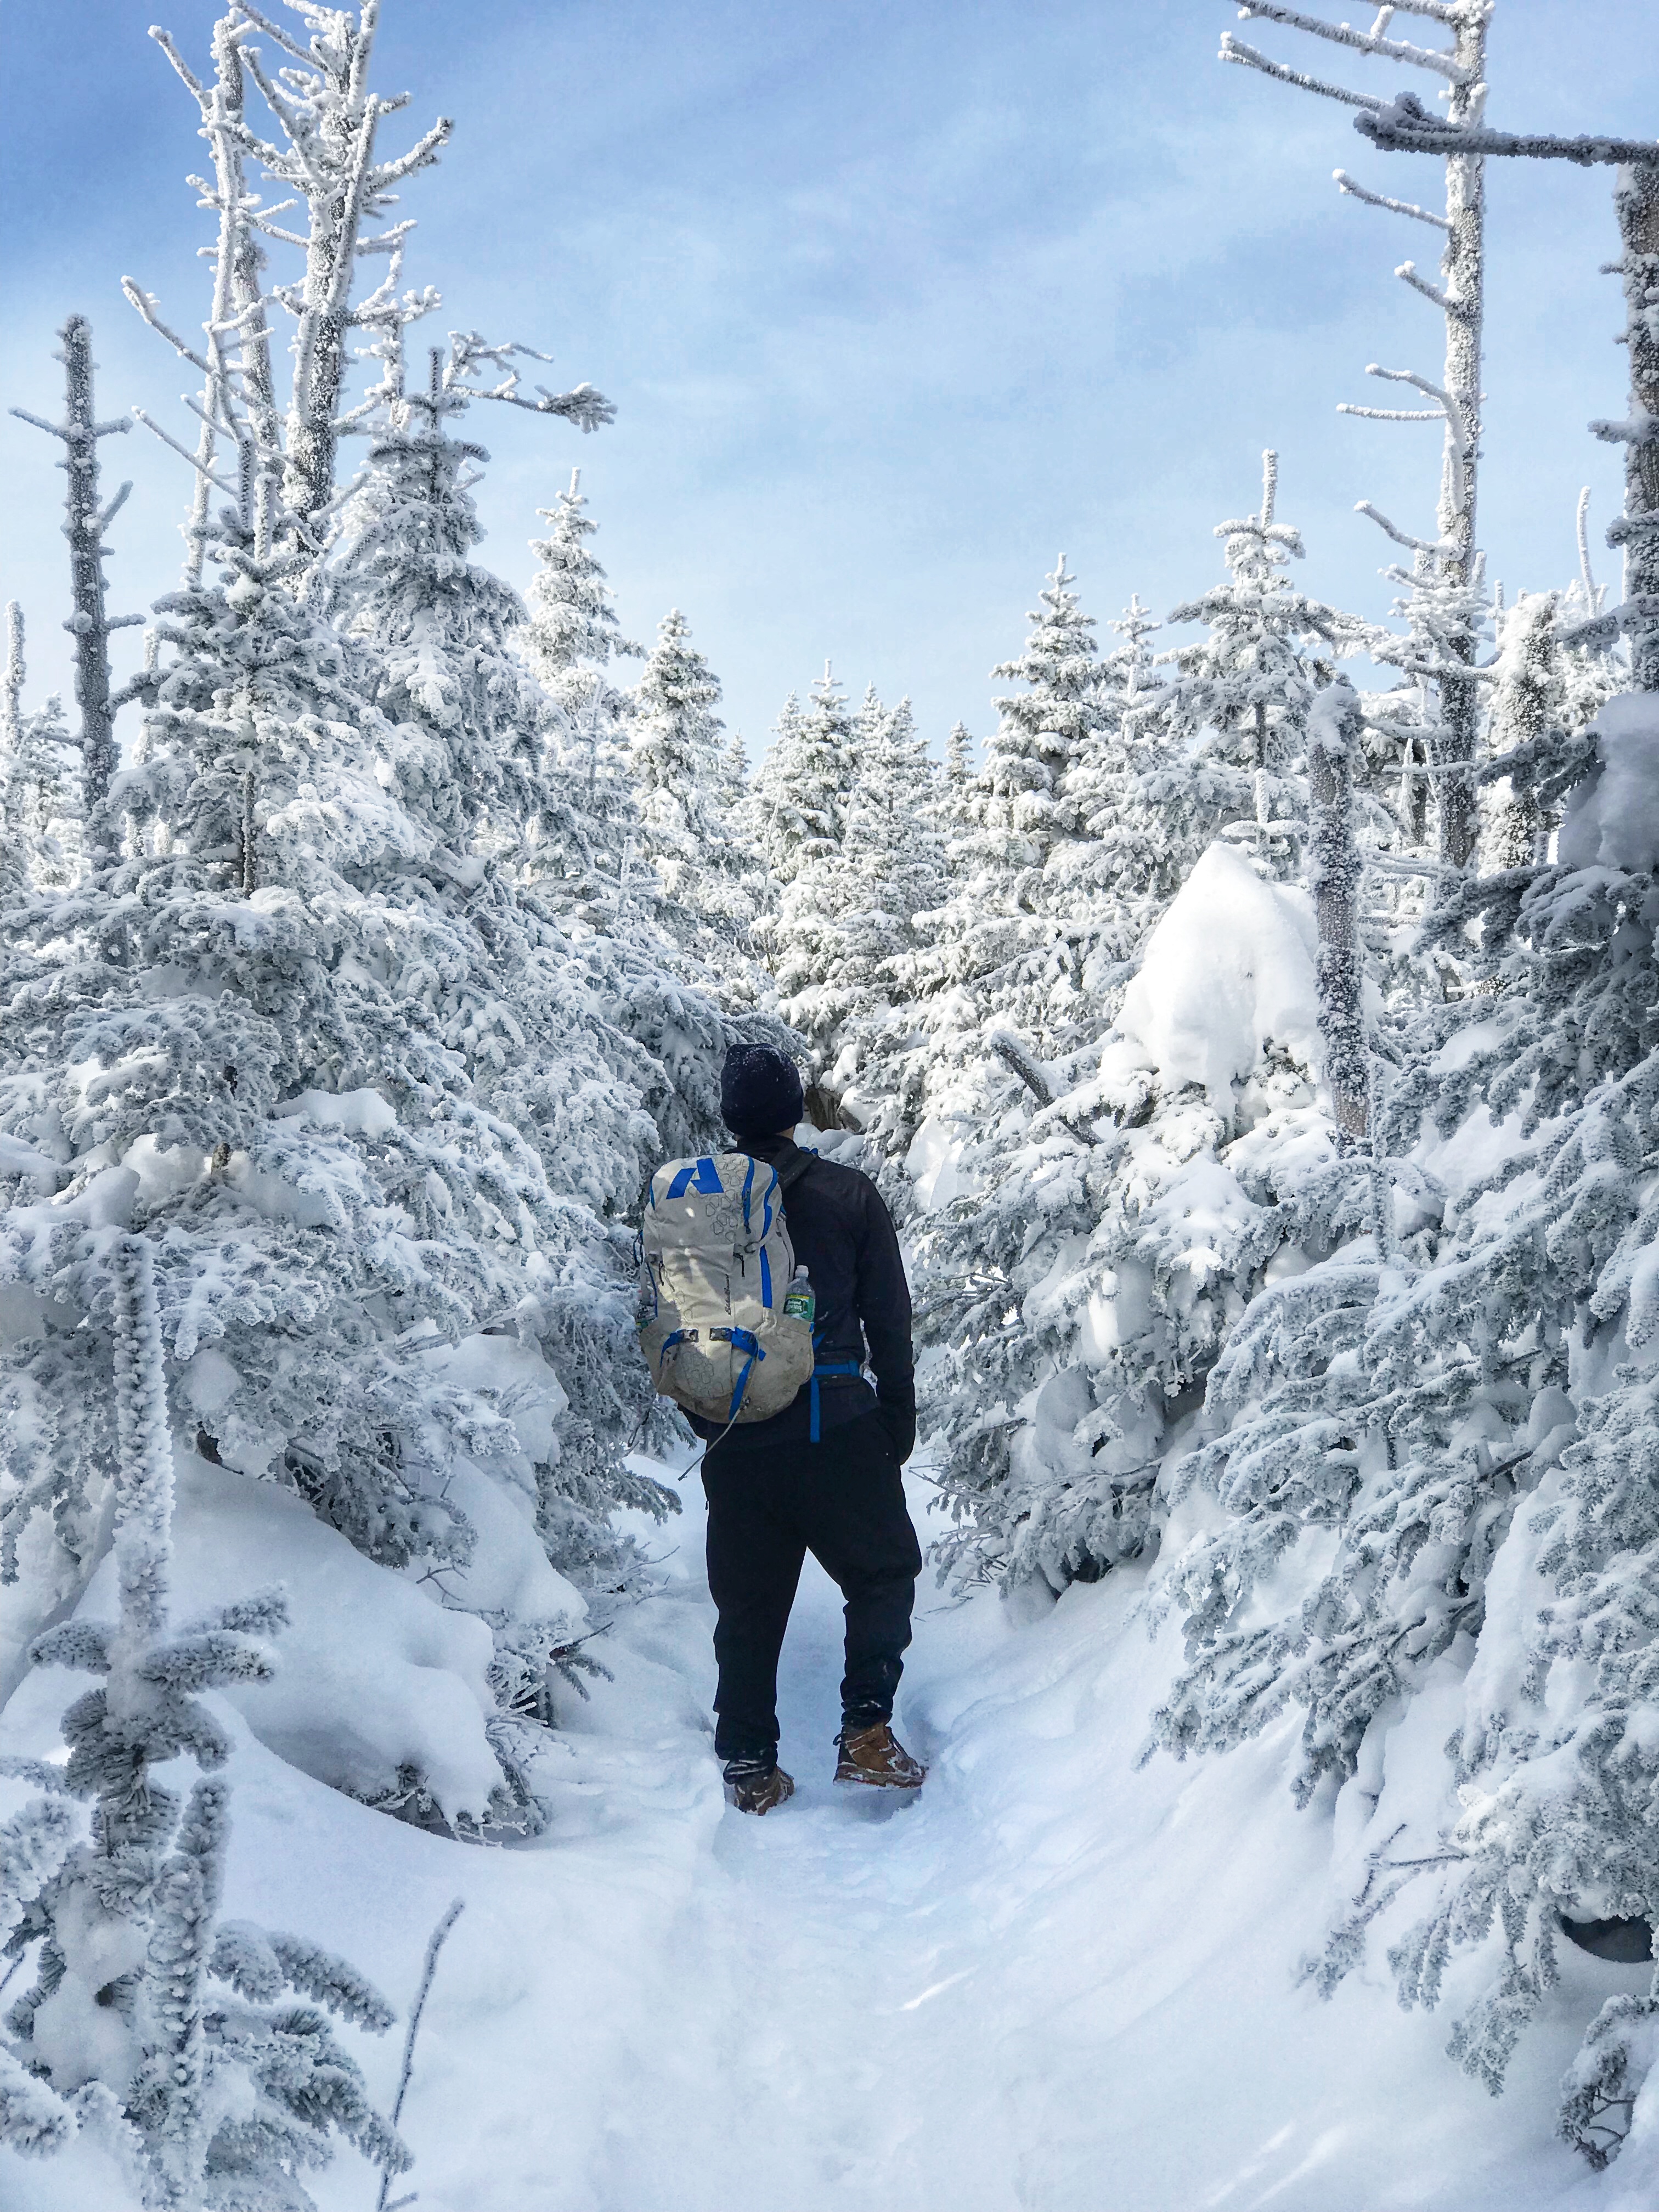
[308,1468,1617,2212]
[5,1466,1636,2212]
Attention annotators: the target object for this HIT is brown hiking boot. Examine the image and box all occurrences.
[834,1720,926,1791]
[723,1757,795,1815]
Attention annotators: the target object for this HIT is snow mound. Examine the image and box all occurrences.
[274,1085,399,1138]
[1118,839,1321,1109]
[2,1453,505,1825]
[1558,691,1659,872]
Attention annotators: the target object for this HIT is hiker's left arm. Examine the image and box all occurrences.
[857,1182,916,1464]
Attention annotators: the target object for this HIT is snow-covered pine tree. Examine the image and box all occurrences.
[720,724,751,817]
[757,677,882,1094]
[1,1236,406,2207]
[1042,592,1187,1017]
[909,517,1374,1596]
[1165,452,1357,873]
[1479,584,1619,873]
[884,556,1110,1170]
[978,554,1104,893]
[336,338,549,857]
[1280,99,1659,2164]
[911,836,1333,1595]
[629,608,752,951]
[0,1,691,1849]
[764,687,944,1131]
[520,467,642,903]
[833,697,942,1132]
[943,717,973,794]
[748,668,856,895]
[0,606,81,891]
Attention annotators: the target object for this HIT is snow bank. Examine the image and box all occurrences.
[1118,840,1321,1110]
[2,1453,506,1825]
[1558,691,1659,872]
[906,1116,967,1211]
[274,1085,400,1139]
[416,1335,585,1625]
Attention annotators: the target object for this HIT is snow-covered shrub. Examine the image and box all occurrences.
[916,842,1334,1591]
[1144,676,1659,2146]
[2,1238,404,2209]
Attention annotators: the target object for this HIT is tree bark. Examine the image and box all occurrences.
[1307,684,1370,1144]
[1429,8,1487,870]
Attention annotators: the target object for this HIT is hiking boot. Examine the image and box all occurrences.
[834,1720,926,1791]
[723,1757,795,1815]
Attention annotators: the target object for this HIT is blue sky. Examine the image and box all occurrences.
[2,1,1655,758]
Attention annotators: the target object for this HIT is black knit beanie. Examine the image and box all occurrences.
[720,1043,805,1139]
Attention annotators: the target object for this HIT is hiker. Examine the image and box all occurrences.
[692,1042,926,1815]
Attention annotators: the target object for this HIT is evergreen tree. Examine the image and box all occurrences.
[629,608,751,947]
[983,556,1103,870]
[0,1,699,1858]
[756,676,872,1082]
[336,340,548,856]
[943,718,974,792]
[1165,452,1359,876]
[520,468,641,901]
[0,605,81,892]
[873,560,1112,1188]
[1042,592,1185,1021]
[749,668,855,890]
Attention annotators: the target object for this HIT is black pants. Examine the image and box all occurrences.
[702,1410,924,1763]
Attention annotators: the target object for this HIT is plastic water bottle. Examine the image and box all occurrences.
[783,1265,814,1326]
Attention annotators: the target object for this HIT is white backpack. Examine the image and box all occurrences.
[637,1151,815,1425]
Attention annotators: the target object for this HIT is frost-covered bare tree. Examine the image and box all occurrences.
[8,318,150,826]
[1220,1,1492,866]
[1358,93,1659,689]
[126,2,611,578]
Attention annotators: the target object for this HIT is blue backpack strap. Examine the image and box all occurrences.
[716,1326,766,1420]
[809,1359,863,1442]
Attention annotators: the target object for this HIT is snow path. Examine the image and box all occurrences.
[3,1465,1638,2212]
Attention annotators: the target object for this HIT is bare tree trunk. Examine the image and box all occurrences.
[7,318,144,822]
[1611,165,1659,690]
[1,602,22,757]
[1432,7,1488,866]
[239,766,258,895]
[60,317,128,814]
[1307,681,1369,1143]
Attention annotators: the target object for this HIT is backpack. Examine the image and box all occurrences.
[636,1150,816,1425]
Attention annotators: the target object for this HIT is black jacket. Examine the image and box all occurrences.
[689,1134,917,1458]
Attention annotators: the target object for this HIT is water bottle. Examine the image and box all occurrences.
[783,1265,814,1327]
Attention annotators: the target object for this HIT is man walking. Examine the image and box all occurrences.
[693,1041,926,1815]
